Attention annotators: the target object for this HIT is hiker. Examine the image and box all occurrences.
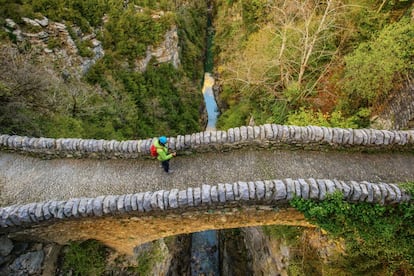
[152,136,176,173]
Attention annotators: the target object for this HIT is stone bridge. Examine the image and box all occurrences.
[0,124,413,254]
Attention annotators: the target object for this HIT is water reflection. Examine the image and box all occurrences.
[190,73,220,275]
[202,73,219,131]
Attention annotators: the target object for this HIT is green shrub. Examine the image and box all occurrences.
[61,240,107,276]
[286,107,370,128]
[291,192,414,275]
[342,17,414,110]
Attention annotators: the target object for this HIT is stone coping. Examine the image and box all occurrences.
[1,124,414,159]
[0,178,411,231]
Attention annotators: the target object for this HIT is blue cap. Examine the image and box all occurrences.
[159,136,167,144]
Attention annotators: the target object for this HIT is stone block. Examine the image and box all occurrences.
[385,184,396,203]
[78,198,88,217]
[234,127,241,142]
[264,124,274,139]
[377,184,388,205]
[28,203,38,222]
[117,195,126,213]
[238,182,249,201]
[248,182,256,200]
[285,178,295,200]
[55,201,66,219]
[253,126,261,139]
[247,126,254,140]
[316,179,327,200]
[389,184,402,203]
[202,185,211,205]
[187,188,194,207]
[232,182,239,200]
[178,190,188,207]
[168,189,179,209]
[371,184,382,203]
[150,192,159,210]
[63,200,75,218]
[103,196,116,214]
[194,187,201,206]
[273,180,287,201]
[163,191,170,209]
[92,196,104,216]
[240,126,248,141]
[325,180,336,195]
[42,202,52,220]
[157,191,166,210]
[264,180,274,201]
[34,203,44,221]
[294,180,301,197]
[49,201,59,218]
[298,179,310,199]
[308,178,319,200]
[143,192,153,211]
[203,132,211,144]
[228,128,235,143]
[225,183,234,201]
[350,181,362,201]
[211,186,219,203]
[218,184,226,203]
[17,205,31,223]
[256,181,265,200]
[359,182,368,201]
[124,194,132,212]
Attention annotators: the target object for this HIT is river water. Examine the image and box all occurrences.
[190,73,220,275]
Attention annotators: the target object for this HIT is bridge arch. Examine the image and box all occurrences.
[1,178,411,254]
[1,124,413,254]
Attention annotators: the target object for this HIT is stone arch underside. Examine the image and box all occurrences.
[6,207,310,255]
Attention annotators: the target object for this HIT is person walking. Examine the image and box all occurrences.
[153,136,176,173]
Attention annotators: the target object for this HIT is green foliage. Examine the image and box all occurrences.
[399,182,414,196]
[0,1,206,140]
[342,17,414,111]
[176,3,208,80]
[286,107,370,128]
[61,239,107,276]
[291,192,414,275]
[241,0,268,34]
[263,225,303,247]
[116,62,201,138]
[103,7,174,60]
[129,240,164,275]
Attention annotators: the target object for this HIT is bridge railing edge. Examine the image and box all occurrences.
[0,178,411,232]
[1,124,413,159]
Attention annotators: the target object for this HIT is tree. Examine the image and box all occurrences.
[342,17,414,111]
[0,44,58,135]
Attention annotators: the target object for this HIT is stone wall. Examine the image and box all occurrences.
[1,124,414,159]
[0,178,411,232]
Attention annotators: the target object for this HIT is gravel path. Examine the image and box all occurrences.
[1,149,413,206]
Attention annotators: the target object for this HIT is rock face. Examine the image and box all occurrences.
[371,81,414,130]
[4,16,180,77]
[242,227,288,275]
[219,228,254,276]
[0,236,49,275]
[4,17,104,77]
[135,26,180,71]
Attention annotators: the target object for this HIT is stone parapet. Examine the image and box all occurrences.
[0,178,411,232]
[1,124,414,159]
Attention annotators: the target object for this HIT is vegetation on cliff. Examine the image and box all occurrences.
[213,0,413,129]
[0,0,206,139]
[291,186,414,275]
